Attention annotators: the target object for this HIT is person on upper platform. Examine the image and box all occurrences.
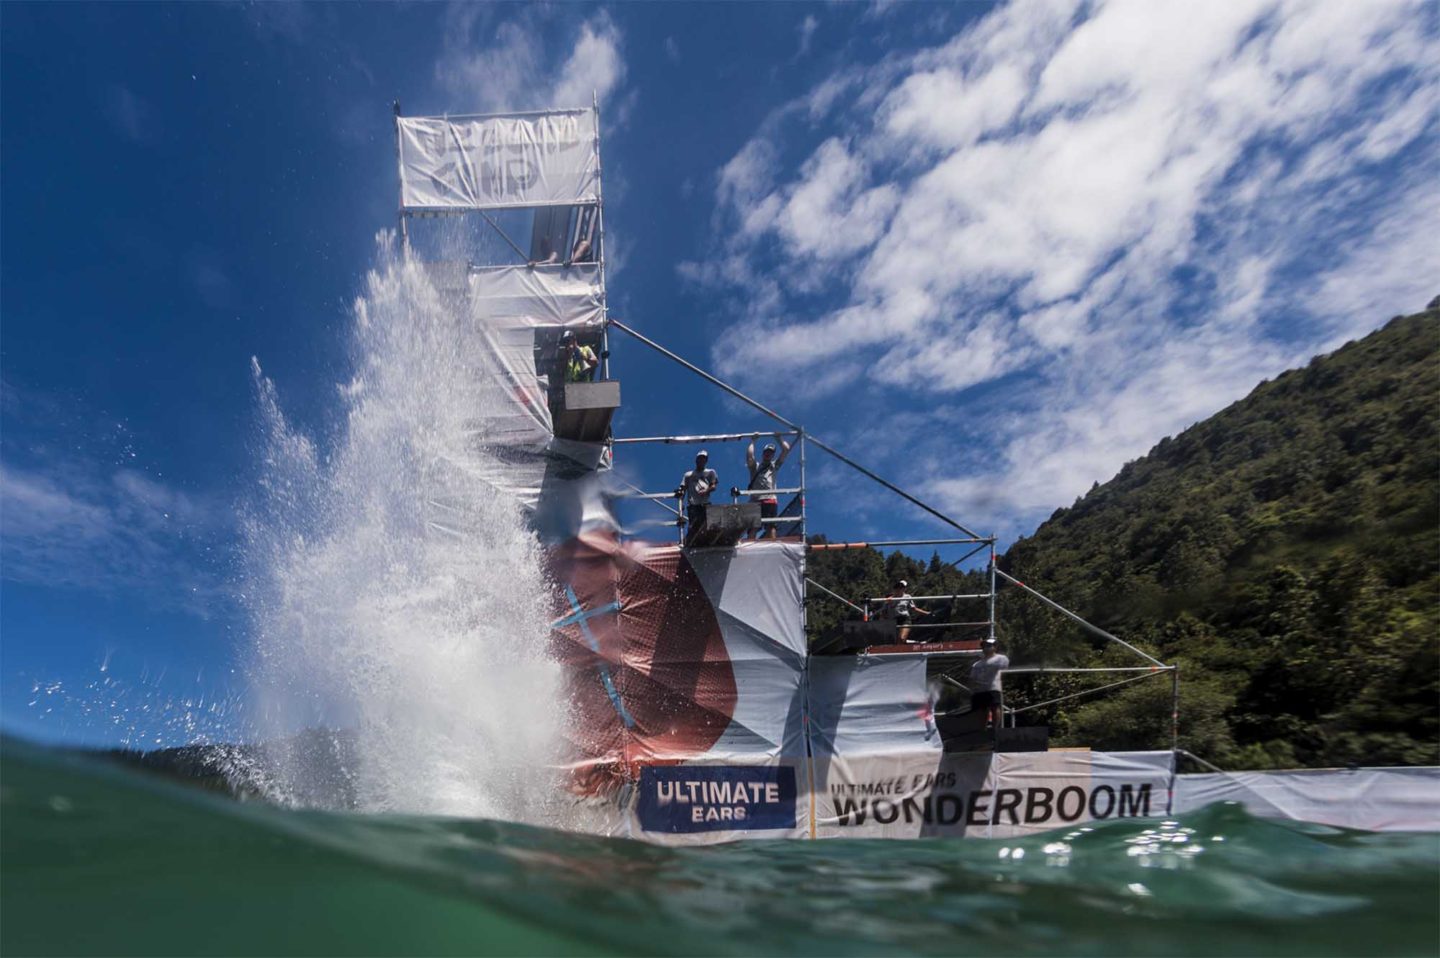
[569,206,597,265]
[559,330,598,384]
[745,432,792,540]
[678,450,718,547]
[969,637,1009,730]
[883,579,929,642]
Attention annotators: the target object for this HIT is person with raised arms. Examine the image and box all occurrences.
[745,432,792,540]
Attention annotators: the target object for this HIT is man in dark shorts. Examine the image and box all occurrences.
[969,637,1009,729]
[883,579,929,642]
[678,450,718,547]
[745,432,792,540]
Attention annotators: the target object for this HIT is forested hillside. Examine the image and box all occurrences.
[809,303,1438,769]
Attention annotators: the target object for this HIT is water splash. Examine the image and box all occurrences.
[242,234,560,821]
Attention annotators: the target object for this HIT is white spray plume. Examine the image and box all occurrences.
[243,233,560,821]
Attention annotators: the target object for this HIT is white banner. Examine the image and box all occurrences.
[813,750,1174,840]
[808,656,939,758]
[1174,766,1440,832]
[398,111,599,210]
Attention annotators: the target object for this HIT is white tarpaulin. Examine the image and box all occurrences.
[418,262,608,524]
[398,111,599,211]
[467,264,604,329]
[808,656,938,758]
[1174,766,1440,832]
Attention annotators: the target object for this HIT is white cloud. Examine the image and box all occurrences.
[1,459,230,614]
[434,8,626,115]
[553,15,627,110]
[796,15,820,59]
[688,0,1440,535]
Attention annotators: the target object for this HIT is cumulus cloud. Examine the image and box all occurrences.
[434,7,626,115]
[686,0,1440,534]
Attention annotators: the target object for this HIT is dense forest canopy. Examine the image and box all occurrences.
[808,304,1439,769]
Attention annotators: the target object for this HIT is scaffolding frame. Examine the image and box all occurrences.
[604,316,1181,762]
[390,101,1183,774]
[392,100,610,325]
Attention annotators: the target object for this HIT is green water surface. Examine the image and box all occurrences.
[2,739,1436,956]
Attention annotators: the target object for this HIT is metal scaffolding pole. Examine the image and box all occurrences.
[799,431,808,541]
[1003,666,1175,675]
[1171,666,1181,756]
[899,622,991,630]
[988,540,998,644]
[870,593,992,603]
[392,101,409,245]
[809,538,994,550]
[805,577,865,615]
[945,540,993,569]
[995,568,1166,668]
[732,486,804,498]
[1007,670,1166,716]
[594,92,611,382]
[614,475,681,518]
[608,319,985,539]
[612,431,801,445]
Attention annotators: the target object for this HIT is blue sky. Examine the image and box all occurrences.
[3,1,1436,747]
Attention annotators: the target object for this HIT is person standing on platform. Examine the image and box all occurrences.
[678,450,718,547]
[745,432,792,540]
[969,638,1009,730]
[884,579,929,642]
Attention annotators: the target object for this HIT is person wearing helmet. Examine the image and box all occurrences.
[678,449,719,546]
[969,637,1010,730]
[559,330,598,384]
[883,579,929,642]
[745,432,792,540]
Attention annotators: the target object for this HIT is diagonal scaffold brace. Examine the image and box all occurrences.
[609,318,1181,762]
[608,319,986,540]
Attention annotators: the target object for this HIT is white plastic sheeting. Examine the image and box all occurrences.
[808,656,938,758]
[398,111,599,211]
[1174,766,1440,832]
[467,264,605,329]
[422,262,609,527]
[690,541,807,659]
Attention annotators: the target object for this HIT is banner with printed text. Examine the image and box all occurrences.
[398,111,599,211]
[812,750,1175,840]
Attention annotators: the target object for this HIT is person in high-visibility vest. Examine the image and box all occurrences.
[560,330,598,383]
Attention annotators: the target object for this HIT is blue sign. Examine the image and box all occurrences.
[637,765,798,833]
